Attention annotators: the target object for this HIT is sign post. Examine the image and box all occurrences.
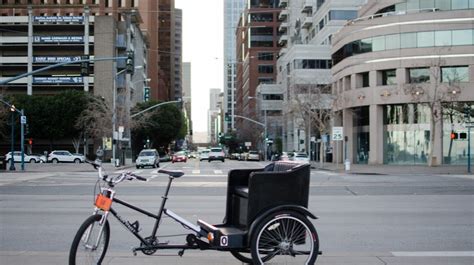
[332,127,343,168]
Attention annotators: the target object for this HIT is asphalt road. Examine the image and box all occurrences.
[0,159,473,264]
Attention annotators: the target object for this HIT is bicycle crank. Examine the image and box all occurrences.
[140,236,159,255]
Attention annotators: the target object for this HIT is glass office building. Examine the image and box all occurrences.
[331,0,474,165]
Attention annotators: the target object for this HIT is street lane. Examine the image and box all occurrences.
[1,159,473,264]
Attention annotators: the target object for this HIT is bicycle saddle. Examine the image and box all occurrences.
[158,169,184,178]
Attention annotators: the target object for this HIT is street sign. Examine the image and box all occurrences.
[332,127,343,141]
[20,116,27,124]
[245,142,252,147]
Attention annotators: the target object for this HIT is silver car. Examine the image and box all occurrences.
[5,151,43,163]
[48,150,85,164]
[136,149,160,169]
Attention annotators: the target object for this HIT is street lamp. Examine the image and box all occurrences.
[112,65,144,166]
[248,95,267,161]
[9,105,16,170]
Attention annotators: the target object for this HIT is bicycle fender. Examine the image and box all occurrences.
[248,205,318,241]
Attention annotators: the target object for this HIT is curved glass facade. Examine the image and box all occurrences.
[333,29,474,65]
[378,103,474,165]
[383,104,431,165]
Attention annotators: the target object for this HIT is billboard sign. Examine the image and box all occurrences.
[33,56,82,63]
[33,16,84,23]
[33,76,83,84]
[33,36,84,43]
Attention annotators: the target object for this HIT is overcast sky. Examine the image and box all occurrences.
[175,0,224,133]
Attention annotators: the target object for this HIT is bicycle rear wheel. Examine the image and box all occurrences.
[69,214,110,265]
[250,211,319,265]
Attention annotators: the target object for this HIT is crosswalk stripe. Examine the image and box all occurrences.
[392,251,474,257]
[192,170,200,174]
[214,170,223,174]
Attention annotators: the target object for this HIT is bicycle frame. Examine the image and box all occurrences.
[94,175,208,253]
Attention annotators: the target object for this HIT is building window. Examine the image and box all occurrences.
[380,69,397,85]
[409,68,430,83]
[401,32,417,48]
[452,29,473,45]
[294,59,332,69]
[258,65,274,74]
[417,31,434,47]
[385,34,400,50]
[329,10,357,20]
[441,66,469,83]
[435,30,452,46]
[372,36,385,51]
[257,52,274,61]
[344,76,351,91]
[258,77,274,84]
[263,94,283,100]
[452,0,469,9]
[356,72,370,88]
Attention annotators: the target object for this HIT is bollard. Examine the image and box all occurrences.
[344,159,351,171]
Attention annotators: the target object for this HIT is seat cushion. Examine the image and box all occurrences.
[234,186,249,198]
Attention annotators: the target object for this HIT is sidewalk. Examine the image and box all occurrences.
[1,250,472,265]
[310,161,471,175]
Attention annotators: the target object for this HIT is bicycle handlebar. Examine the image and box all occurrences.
[86,160,147,185]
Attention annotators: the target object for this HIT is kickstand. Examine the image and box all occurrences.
[178,249,185,257]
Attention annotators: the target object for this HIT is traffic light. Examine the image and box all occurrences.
[126,51,134,74]
[450,132,457,140]
[80,55,89,76]
[225,112,231,122]
[464,105,471,121]
[28,138,33,145]
[143,87,150,102]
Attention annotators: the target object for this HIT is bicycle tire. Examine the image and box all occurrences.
[250,211,319,265]
[69,214,110,265]
[230,250,253,264]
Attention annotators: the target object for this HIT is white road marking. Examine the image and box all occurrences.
[214,170,223,174]
[149,175,158,179]
[392,251,474,257]
[192,170,200,174]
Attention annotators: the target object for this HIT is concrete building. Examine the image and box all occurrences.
[331,0,474,165]
[182,62,192,140]
[174,8,182,101]
[208,88,223,144]
[235,0,282,147]
[223,0,246,132]
[0,2,147,157]
[255,82,284,155]
[277,0,365,157]
[156,0,176,101]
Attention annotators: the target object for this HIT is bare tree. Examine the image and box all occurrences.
[288,84,334,164]
[0,104,9,141]
[75,94,113,153]
[403,58,464,166]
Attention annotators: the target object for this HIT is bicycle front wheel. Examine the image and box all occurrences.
[69,214,110,265]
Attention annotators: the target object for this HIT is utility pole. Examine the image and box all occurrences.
[83,6,90,92]
[27,6,33,95]
[124,11,132,166]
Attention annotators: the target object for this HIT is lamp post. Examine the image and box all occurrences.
[248,95,267,161]
[112,65,145,166]
[9,105,15,170]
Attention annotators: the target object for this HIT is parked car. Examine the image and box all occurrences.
[292,152,310,164]
[247,150,260,161]
[172,151,187,163]
[48,150,85,164]
[208,147,225,162]
[199,149,210,161]
[280,152,290,161]
[136,149,160,169]
[5,151,43,163]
